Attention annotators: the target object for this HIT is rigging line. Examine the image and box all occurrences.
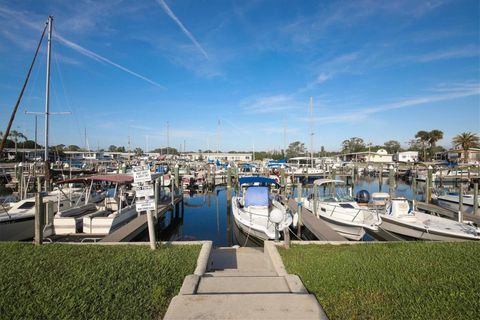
[0,20,48,154]
[52,45,83,145]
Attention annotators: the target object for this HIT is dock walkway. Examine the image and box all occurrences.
[100,196,182,242]
[163,242,328,320]
[285,198,346,241]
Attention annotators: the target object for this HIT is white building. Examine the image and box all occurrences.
[393,151,419,163]
[186,152,252,162]
[343,149,393,163]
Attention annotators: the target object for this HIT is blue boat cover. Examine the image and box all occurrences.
[245,186,269,207]
[239,177,277,185]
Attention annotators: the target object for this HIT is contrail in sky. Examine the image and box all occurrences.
[156,0,209,59]
[56,35,165,89]
[0,6,165,89]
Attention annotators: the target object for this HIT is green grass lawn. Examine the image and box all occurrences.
[279,242,480,320]
[0,243,200,320]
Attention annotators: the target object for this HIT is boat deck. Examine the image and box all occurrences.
[284,197,347,241]
[100,195,182,242]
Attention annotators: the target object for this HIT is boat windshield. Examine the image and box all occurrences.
[317,186,354,202]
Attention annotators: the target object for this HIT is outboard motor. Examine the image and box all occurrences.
[356,190,370,204]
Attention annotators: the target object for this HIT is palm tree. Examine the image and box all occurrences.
[9,130,27,155]
[415,130,429,161]
[452,132,480,163]
[428,130,443,148]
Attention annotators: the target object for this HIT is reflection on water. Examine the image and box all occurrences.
[137,176,467,247]
[144,187,259,247]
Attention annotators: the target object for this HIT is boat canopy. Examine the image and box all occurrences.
[57,174,134,185]
[239,177,278,186]
[313,179,346,186]
[240,163,257,168]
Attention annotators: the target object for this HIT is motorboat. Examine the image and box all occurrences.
[302,179,381,241]
[371,193,480,241]
[433,192,479,215]
[232,177,292,240]
[51,174,136,235]
[0,186,99,241]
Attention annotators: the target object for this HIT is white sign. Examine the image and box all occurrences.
[136,199,156,212]
[136,185,154,198]
[133,166,151,183]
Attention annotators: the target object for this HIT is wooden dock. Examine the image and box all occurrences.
[101,196,183,242]
[416,201,480,225]
[285,198,346,241]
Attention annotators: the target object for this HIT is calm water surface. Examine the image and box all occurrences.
[142,176,464,246]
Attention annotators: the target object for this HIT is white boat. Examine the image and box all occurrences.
[434,193,479,215]
[51,174,136,235]
[0,187,92,241]
[302,179,381,241]
[232,177,292,240]
[372,194,480,241]
[416,169,473,182]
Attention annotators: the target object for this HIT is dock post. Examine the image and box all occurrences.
[296,182,303,238]
[36,176,41,192]
[313,184,318,217]
[426,166,433,204]
[174,164,180,191]
[388,165,395,199]
[458,183,463,222]
[227,167,231,189]
[34,192,44,245]
[147,209,156,250]
[473,183,478,216]
[274,223,279,242]
[283,227,290,249]
[412,173,417,211]
[280,167,285,187]
[154,178,159,219]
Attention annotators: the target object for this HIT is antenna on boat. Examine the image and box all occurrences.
[283,118,287,158]
[216,119,221,153]
[166,121,170,156]
[309,97,314,169]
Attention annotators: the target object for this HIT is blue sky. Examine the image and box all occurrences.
[0,0,478,152]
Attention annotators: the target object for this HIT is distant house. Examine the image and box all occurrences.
[186,152,252,162]
[446,148,480,164]
[393,151,419,163]
[342,149,393,163]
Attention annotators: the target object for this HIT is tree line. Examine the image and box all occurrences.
[284,131,479,162]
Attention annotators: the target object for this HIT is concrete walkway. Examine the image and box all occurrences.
[163,242,328,320]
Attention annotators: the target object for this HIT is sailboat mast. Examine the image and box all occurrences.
[44,16,53,161]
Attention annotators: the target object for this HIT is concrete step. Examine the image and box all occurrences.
[163,293,328,320]
[197,276,290,294]
[204,270,278,277]
[208,247,273,272]
[163,293,327,320]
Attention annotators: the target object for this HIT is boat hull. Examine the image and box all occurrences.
[380,216,478,241]
[0,215,34,241]
[232,197,291,241]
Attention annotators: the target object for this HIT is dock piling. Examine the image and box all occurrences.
[474,183,478,216]
[458,183,463,223]
[34,192,44,245]
[426,166,433,204]
[388,165,395,199]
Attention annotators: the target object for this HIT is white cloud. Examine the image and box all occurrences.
[241,94,304,114]
[307,85,480,124]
